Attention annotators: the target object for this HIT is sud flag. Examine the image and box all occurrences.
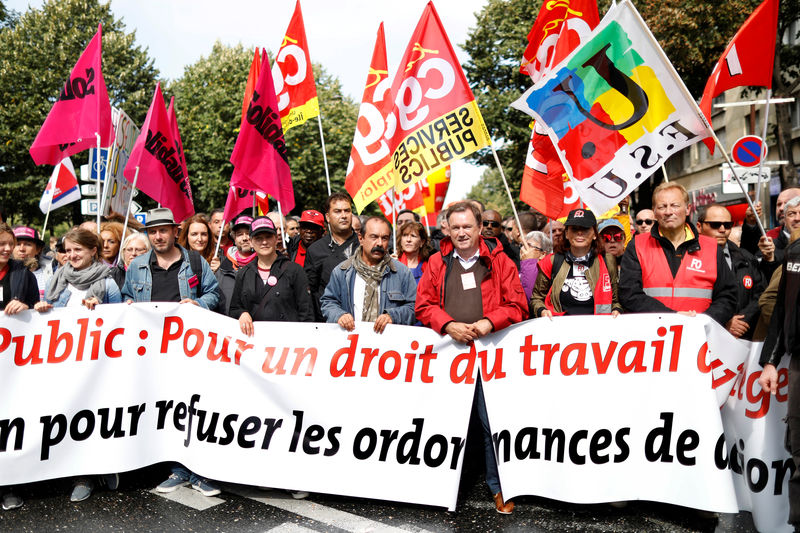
[124,83,194,222]
[272,0,319,132]
[166,96,190,203]
[30,25,114,166]
[39,157,80,213]
[519,0,599,219]
[699,0,779,153]
[512,0,708,215]
[230,55,295,213]
[384,2,491,198]
[345,23,394,213]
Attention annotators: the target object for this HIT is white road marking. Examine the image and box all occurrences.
[230,486,417,533]
[149,487,225,511]
[265,524,320,533]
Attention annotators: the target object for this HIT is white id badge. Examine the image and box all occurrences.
[0,286,3,302]
[461,272,477,290]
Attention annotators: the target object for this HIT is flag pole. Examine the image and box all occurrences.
[755,89,771,205]
[277,200,287,247]
[117,167,139,264]
[213,219,224,259]
[94,133,103,232]
[661,163,669,183]
[41,167,57,240]
[489,143,528,250]
[317,115,332,196]
[391,186,397,255]
[628,0,765,236]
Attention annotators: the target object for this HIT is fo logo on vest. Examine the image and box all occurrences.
[687,258,705,273]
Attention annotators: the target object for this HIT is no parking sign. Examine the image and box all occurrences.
[731,136,767,167]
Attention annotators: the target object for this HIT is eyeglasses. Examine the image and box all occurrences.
[635,219,654,225]
[502,226,511,231]
[601,233,625,243]
[701,221,733,230]
[530,246,544,252]
[482,221,501,228]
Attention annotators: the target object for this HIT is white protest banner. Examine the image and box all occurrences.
[0,308,767,514]
[721,342,793,533]
[482,314,746,512]
[102,107,140,216]
[0,304,473,510]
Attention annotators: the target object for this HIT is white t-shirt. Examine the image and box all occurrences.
[352,274,366,322]
[66,283,89,307]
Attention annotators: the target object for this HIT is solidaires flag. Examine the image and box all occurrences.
[512,0,708,215]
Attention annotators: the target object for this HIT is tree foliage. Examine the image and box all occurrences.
[0,0,158,226]
[170,42,359,216]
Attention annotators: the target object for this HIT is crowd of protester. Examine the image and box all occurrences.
[2,183,799,518]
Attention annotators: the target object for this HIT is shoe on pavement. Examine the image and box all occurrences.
[493,492,514,514]
[2,492,23,510]
[70,479,94,502]
[100,473,120,491]
[156,473,189,493]
[191,478,221,497]
[289,490,309,499]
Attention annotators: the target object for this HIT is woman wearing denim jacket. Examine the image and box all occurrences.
[34,227,121,502]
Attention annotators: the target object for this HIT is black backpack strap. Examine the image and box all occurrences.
[551,253,565,278]
[187,249,204,298]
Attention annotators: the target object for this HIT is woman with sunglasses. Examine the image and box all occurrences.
[598,219,628,262]
[531,209,622,318]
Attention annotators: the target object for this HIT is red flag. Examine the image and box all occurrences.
[124,83,194,222]
[699,0,779,153]
[345,23,394,213]
[377,166,450,225]
[230,55,295,213]
[272,0,319,132]
[518,0,599,219]
[166,97,190,204]
[384,3,491,197]
[30,25,114,165]
[241,48,263,125]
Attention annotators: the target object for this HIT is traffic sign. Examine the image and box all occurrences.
[133,213,146,225]
[81,199,99,216]
[721,166,770,194]
[80,184,97,196]
[731,136,767,168]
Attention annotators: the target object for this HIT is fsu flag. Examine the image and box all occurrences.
[385,2,491,197]
[345,23,394,213]
[30,25,114,166]
[272,0,319,132]
[39,157,80,213]
[699,0,779,153]
[231,55,295,213]
[512,0,708,215]
[166,97,190,204]
[124,83,194,222]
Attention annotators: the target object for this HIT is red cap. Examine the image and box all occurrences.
[299,210,324,228]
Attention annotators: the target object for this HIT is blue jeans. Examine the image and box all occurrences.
[475,379,501,494]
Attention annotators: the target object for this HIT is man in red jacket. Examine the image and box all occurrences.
[416,201,528,514]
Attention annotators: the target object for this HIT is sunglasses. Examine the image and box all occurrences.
[635,219,654,225]
[601,233,625,243]
[502,226,512,231]
[702,221,733,230]
[482,221,501,228]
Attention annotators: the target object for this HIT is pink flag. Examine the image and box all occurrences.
[166,96,191,203]
[30,25,114,166]
[223,186,267,222]
[230,55,294,214]
[124,83,194,222]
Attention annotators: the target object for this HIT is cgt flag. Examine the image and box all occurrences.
[345,23,394,213]
[124,83,194,222]
[385,2,491,198]
[39,157,80,213]
[30,25,114,166]
[231,55,295,213]
[699,0,779,154]
[519,0,599,219]
[512,0,708,215]
[272,0,319,132]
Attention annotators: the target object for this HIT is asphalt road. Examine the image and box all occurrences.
[0,461,761,533]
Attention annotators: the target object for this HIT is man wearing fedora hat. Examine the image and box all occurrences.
[121,207,222,496]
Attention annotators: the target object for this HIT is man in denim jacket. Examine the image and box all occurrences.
[321,217,416,332]
[120,207,221,497]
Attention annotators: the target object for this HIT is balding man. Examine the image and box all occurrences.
[482,209,519,268]
[634,209,655,235]
[742,187,800,258]
[698,204,766,339]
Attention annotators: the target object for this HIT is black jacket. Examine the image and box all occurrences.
[1,259,40,309]
[228,255,314,322]
[304,231,359,320]
[727,241,765,340]
[619,222,737,325]
[760,239,800,366]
